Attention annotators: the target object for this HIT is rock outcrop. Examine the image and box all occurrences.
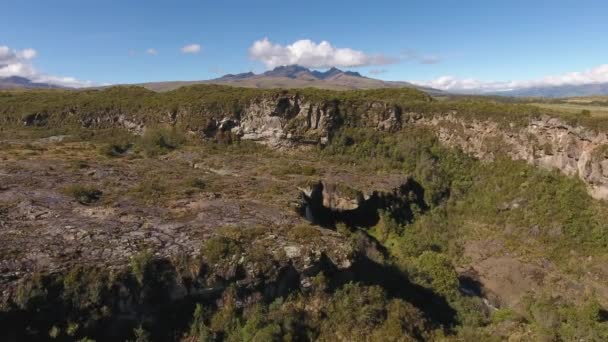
[12,91,608,199]
[221,95,608,200]
[414,114,608,200]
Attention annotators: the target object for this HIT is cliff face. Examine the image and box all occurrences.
[19,93,608,200]
[229,95,400,148]
[215,94,608,200]
[419,115,608,200]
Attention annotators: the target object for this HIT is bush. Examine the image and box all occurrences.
[130,250,155,285]
[287,224,322,241]
[131,177,167,203]
[187,304,211,341]
[320,283,387,340]
[371,211,403,242]
[201,236,241,264]
[188,177,206,189]
[138,127,185,157]
[99,141,133,157]
[413,251,459,298]
[62,185,102,205]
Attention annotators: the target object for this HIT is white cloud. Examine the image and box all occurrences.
[180,44,201,54]
[249,38,395,69]
[18,48,37,60]
[146,48,158,55]
[416,64,608,92]
[0,45,92,87]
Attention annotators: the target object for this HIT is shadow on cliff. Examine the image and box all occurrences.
[299,177,429,229]
[323,254,458,332]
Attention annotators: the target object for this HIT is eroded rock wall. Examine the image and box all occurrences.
[413,114,608,200]
[228,96,608,200]
[18,92,608,199]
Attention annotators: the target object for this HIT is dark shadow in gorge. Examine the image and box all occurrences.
[333,255,458,332]
[0,254,340,342]
[295,253,460,335]
[0,251,458,341]
[458,273,484,297]
[299,177,429,229]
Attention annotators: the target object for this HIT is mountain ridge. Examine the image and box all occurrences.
[0,76,62,89]
[492,82,608,98]
[138,64,443,94]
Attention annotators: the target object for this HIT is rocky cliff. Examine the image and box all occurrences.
[204,94,608,200]
[419,114,608,200]
[14,91,608,199]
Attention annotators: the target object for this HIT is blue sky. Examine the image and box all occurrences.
[2,0,608,90]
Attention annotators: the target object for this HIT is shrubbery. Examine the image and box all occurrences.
[137,126,185,156]
[62,184,103,205]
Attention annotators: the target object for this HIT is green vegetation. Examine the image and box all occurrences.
[62,184,103,205]
[137,126,186,157]
[287,224,322,241]
[523,295,608,341]
[130,176,168,204]
[3,86,608,341]
[201,236,242,264]
[322,126,608,338]
[0,84,559,133]
[269,162,317,176]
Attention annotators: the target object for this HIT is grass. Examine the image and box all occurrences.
[531,102,608,117]
[0,84,549,132]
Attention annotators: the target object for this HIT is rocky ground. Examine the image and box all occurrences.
[0,133,409,303]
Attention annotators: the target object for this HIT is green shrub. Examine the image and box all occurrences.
[287,224,322,241]
[99,141,133,157]
[62,185,102,205]
[371,211,402,242]
[524,295,608,341]
[491,308,517,323]
[201,236,241,264]
[129,250,155,285]
[188,304,212,341]
[131,177,167,203]
[188,177,206,189]
[413,251,459,298]
[320,283,387,340]
[138,127,185,157]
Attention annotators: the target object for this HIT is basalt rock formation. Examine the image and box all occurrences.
[230,97,608,200]
[203,95,608,200]
[417,114,608,200]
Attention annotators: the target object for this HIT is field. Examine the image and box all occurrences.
[531,101,608,117]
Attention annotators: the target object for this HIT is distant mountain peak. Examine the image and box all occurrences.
[4,76,32,83]
[0,76,61,89]
[263,65,313,79]
[149,64,442,94]
[214,72,255,82]
[214,65,366,83]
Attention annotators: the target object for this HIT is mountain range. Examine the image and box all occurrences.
[0,76,60,89]
[138,65,443,94]
[4,67,608,98]
[492,83,608,98]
